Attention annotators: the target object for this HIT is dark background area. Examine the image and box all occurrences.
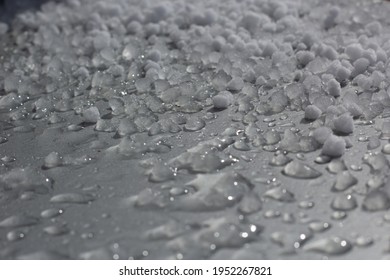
[0,0,52,23]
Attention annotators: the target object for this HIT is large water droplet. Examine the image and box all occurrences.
[43,152,63,169]
[43,224,69,236]
[263,187,295,202]
[363,152,389,173]
[40,208,65,219]
[354,236,374,247]
[269,153,292,166]
[304,236,352,255]
[332,171,358,192]
[0,214,39,228]
[331,194,358,211]
[282,161,322,179]
[183,117,205,132]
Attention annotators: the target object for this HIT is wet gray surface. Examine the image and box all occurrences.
[2,0,390,259]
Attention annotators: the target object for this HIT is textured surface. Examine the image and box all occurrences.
[2,0,390,260]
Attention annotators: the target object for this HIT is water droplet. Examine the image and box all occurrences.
[350,164,362,171]
[169,186,188,196]
[0,214,39,228]
[366,175,386,189]
[282,161,322,179]
[363,152,389,173]
[269,153,292,166]
[79,248,113,260]
[183,117,205,132]
[367,137,380,150]
[40,208,64,219]
[362,190,390,211]
[271,230,312,249]
[233,139,251,151]
[145,221,188,241]
[43,224,69,236]
[326,159,347,174]
[331,194,357,211]
[263,187,295,202]
[169,150,234,173]
[309,221,331,233]
[146,164,175,183]
[0,136,8,144]
[270,231,285,247]
[314,155,331,164]
[0,167,51,196]
[43,152,63,169]
[1,155,16,163]
[383,144,390,154]
[238,195,262,214]
[332,171,358,192]
[304,237,352,255]
[358,136,368,142]
[50,193,95,204]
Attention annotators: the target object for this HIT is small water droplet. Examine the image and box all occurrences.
[350,164,363,171]
[309,221,331,233]
[238,195,262,214]
[314,155,331,164]
[367,137,380,150]
[183,117,205,132]
[43,224,69,236]
[0,214,39,228]
[354,236,374,247]
[382,143,390,154]
[40,208,64,219]
[233,139,251,151]
[270,153,292,166]
[6,230,26,242]
[172,172,252,211]
[146,164,175,183]
[363,152,389,173]
[299,201,315,209]
[331,211,347,220]
[264,210,281,219]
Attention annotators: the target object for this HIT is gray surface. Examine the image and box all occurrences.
[1,0,390,259]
